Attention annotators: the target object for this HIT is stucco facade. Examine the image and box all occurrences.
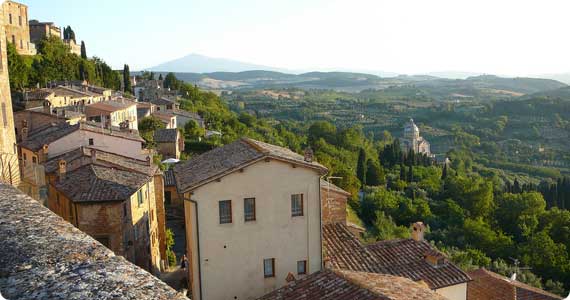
[183,159,323,300]
[0,1,20,187]
[85,101,138,130]
[436,282,467,300]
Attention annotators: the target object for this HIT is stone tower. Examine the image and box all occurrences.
[404,118,420,152]
[0,0,20,186]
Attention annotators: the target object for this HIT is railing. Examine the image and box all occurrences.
[0,153,20,187]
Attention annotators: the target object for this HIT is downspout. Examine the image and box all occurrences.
[182,194,203,300]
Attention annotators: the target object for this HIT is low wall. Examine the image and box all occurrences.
[0,184,187,300]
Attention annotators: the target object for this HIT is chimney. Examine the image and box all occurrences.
[412,221,426,242]
[41,144,49,163]
[90,148,97,164]
[58,160,67,181]
[304,147,314,163]
[21,127,28,141]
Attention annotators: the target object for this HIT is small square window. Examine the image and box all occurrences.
[291,194,303,217]
[88,138,94,146]
[297,260,307,275]
[244,198,255,222]
[32,156,37,164]
[264,258,275,278]
[219,200,232,224]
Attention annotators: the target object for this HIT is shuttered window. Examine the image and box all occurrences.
[219,200,232,224]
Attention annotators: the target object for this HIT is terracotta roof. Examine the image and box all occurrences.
[54,164,150,203]
[170,109,202,120]
[152,112,175,122]
[174,138,327,193]
[21,122,144,152]
[257,269,447,300]
[164,169,176,187]
[467,268,562,300]
[86,100,135,113]
[44,147,158,177]
[154,128,179,143]
[20,123,80,151]
[366,239,471,289]
[25,88,54,100]
[150,97,177,106]
[323,223,382,273]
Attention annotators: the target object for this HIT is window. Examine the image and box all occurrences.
[32,156,37,164]
[88,138,94,146]
[297,260,307,275]
[244,198,256,221]
[263,258,275,278]
[1,103,7,127]
[219,200,232,224]
[8,14,12,24]
[19,39,22,49]
[95,236,110,248]
[137,189,144,207]
[11,35,15,45]
[291,194,304,217]
[23,153,27,161]
[18,15,21,26]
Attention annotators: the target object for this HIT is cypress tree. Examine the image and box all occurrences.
[356,148,367,185]
[80,41,87,59]
[123,64,132,93]
[408,164,413,182]
[441,163,448,180]
[158,73,163,81]
[400,163,406,181]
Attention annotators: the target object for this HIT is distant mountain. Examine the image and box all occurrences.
[148,53,288,73]
[423,71,485,79]
[535,73,570,85]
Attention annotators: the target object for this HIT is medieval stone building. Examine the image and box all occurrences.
[0,1,20,186]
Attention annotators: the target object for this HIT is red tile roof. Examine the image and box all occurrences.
[467,268,562,300]
[323,223,382,273]
[367,239,471,289]
[257,269,448,300]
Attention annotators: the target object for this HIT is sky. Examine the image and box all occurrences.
[20,0,570,76]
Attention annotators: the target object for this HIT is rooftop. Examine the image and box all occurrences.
[257,269,447,300]
[0,184,187,300]
[174,138,327,193]
[55,164,151,203]
[44,147,158,177]
[20,122,144,151]
[86,100,136,113]
[323,223,382,273]
[367,239,471,289]
[467,268,562,300]
[154,128,179,143]
[164,169,176,187]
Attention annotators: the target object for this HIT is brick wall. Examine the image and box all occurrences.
[321,184,349,224]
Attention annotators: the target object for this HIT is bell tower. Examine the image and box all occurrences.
[0,1,20,186]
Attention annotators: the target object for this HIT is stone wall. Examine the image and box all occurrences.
[2,1,34,55]
[0,1,20,186]
[0,183,188,299]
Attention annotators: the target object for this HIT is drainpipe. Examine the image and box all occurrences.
[319,174,326,270]
[182,194,203,300]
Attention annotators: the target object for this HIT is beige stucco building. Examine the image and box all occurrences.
[85,100,138,130]
[0,1,19,187]
[174,138,327,300]
[2,0,35,55]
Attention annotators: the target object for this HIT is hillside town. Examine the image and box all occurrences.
[0,1,568,300]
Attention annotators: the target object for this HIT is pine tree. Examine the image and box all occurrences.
[356,148,367,185]
[123,64,132,93]
[80,41,87,59]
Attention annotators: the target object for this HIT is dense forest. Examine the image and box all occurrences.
[9,41,570,295]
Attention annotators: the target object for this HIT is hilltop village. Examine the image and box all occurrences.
[0,1,567,300]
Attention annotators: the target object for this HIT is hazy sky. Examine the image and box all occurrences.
[21,0,570,75]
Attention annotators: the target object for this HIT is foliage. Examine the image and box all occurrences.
[166,228,176,267]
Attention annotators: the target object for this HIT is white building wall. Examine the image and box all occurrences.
[47,130,143,159]
[187,159,323,300]
[436,283,467,300]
